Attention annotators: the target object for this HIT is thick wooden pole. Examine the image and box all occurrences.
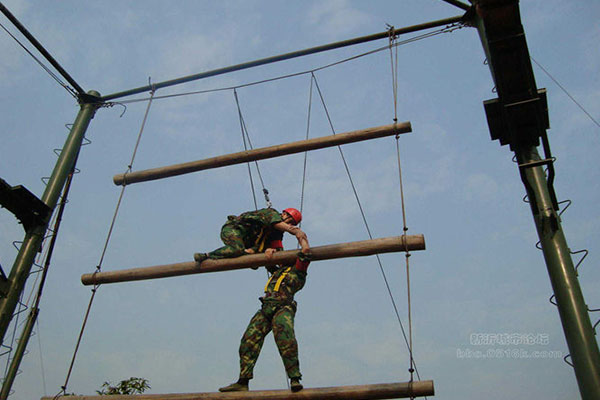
[43,380,434,400]
[113,122,411,186]
[81,235,425,285]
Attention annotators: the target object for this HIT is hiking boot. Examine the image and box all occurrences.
[218,382,248,392]
[194,253,208,263]
[290,378,303,392]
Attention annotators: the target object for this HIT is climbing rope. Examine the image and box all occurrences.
[54,86,156,398]
[233,89,272,209]
[311,72,423,383]
[388,27,417,386]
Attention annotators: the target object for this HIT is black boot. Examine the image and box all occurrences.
[290,378,303,392]
[219,378,249,392]
[194,253,208,263]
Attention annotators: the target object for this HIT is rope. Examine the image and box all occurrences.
[387,25,399,123]
[397,137,415,381]
[36,319,47,396]
[233,89,271,209]
[0,20,78,99]
[311,73,422,382]
[114,24,464,106]
[55,87,156,398]
[299,74,315,229]
[234,89,258,209]
[530,56,600,129]
[388,27,416,386]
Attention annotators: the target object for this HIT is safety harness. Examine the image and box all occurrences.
[264,266,292,293]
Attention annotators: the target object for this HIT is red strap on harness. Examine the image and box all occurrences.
[269,240,283,249]
[295,257,310,272]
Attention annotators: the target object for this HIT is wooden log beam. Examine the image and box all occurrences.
[43,380,434,400]
[81,234,425,285]
[113,122,411,186]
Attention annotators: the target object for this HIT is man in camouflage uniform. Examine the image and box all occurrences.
[219,251,312,393]
[194,207,308,262]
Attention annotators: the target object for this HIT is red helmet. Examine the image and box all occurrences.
[283,208,302,225]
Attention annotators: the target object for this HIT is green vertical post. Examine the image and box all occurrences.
[517,147,600,399]
[0,90,100,346]
[470,0,600,397]
[0,307,38,400]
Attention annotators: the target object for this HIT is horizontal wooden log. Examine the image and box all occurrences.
[113,122,411,186]
[43,380,434,400]
[81,234,425,285]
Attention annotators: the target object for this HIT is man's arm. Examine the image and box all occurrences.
[295,250,311,272]
[273,222,310,252]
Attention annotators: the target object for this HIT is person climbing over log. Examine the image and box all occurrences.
[193,207,309,263]
[219,250,312,393]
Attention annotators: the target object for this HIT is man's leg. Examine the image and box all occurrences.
[220,309,271,392]
[239,309,272,379]
[207,223,246,259]
[272,305,302,384]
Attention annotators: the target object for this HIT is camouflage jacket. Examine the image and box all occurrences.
[227,208,284,252]
[262,253,310,303]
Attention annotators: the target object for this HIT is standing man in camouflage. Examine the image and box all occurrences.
[194,207,308,262]
[219,250,312,393]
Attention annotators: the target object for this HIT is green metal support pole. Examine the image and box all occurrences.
[0,90,100,346]
[517,147,600,400]
[0,307,38,400]
[469,0,600,397]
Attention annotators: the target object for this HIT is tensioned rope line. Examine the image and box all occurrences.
[299,74,315,227]
[36,318,47,396]
[234,89,259,210]
[530,56,600,129]
[388,25,400,124]
[0,20,78,99]
[233,89,272,209]
[111,23,464,106]
[54,87,156,399]
[311,73,423,383]
[388,29,419,392]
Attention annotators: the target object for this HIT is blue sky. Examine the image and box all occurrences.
[1,1,599,399]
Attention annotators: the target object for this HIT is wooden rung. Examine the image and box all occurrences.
[42,380,434,399]
[113,122,411,186]
[81,234,425,285]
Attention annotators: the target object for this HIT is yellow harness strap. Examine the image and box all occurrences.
[254,228,266,253]
[264,267,292,292]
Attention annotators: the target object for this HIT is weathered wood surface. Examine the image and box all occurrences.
[42,380,434,400]
[113,122,411,186]
[81,234,425,285]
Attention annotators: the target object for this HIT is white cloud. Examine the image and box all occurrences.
[307,0,374,39]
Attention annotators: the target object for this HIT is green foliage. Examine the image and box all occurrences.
[96,377,150,395]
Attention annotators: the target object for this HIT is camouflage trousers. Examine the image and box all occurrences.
[207,222,248,259]
[239,300,301,379]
